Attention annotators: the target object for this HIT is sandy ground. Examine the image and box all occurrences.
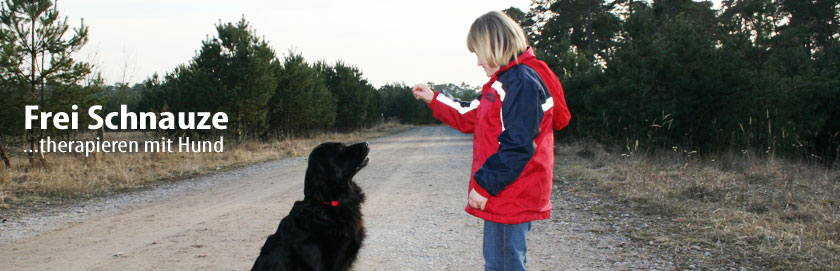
[0,126,674,270]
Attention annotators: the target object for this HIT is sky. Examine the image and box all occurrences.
[60,0,532,88]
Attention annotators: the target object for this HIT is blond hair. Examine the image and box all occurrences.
[467,11,529,68]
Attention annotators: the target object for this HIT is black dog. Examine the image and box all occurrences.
[252,142,369,271]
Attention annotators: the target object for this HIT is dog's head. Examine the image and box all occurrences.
[304,142,370,200]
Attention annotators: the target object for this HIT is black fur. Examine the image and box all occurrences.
[252,142,369,271]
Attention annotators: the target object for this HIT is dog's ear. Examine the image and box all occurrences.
[333,166,344,180]
[315,153,343,181]
[304,164,326,199]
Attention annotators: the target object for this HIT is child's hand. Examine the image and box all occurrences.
[411,84,434,104]
[468,188,487,211]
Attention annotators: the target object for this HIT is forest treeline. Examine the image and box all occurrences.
[106,18,486,138]
[505,0,839,162]
[1,0,838,167]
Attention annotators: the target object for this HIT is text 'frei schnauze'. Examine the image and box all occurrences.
[24,105,228,156]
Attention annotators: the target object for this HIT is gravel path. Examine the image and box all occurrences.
[0,126,676,270]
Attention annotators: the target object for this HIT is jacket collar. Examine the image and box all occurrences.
[492,47,536,79]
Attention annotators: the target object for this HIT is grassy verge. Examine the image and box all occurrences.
[555,141,839,270]
[0,122,410,211]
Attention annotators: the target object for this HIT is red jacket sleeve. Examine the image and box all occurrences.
[428,91,480,134]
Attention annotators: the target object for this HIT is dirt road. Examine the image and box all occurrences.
[0,126,672,270]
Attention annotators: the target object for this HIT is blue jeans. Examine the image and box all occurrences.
[483,220,531,271]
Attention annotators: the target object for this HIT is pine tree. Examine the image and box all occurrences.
[0,0,94,166]
[270,52,336,137]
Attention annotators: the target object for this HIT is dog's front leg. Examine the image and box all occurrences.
[293,243,326,271]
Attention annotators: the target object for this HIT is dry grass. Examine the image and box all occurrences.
[0,122,409,210]
[556,141,840,270]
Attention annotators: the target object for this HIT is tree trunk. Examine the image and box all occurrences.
[93,126,105,163]
[30,14,47,167]
[236,115,243,142]
[38,130,46,165]
[0,141,11,168]
[29,137,36,166]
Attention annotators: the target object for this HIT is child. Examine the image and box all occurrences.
[411,11,571,271]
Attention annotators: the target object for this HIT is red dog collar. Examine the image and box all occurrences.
[320,200,339,207]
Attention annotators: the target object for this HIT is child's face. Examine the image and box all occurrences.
[476,54,500,77]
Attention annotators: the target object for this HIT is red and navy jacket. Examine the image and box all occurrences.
[428,48,570,224]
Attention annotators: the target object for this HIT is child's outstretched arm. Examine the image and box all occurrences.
[413,84,479,134]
